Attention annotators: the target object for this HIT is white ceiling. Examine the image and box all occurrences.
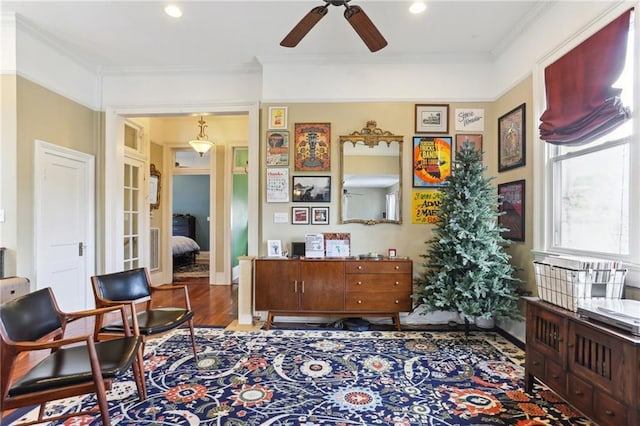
[2,0,547,72]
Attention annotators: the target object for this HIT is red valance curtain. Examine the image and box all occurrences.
[539,8,633,145]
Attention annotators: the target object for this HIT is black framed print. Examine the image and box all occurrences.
[292,207,310,225]
[311,207,329,225]
[292,176,331,202]
[498,103,526,172]
[498,179,525,242]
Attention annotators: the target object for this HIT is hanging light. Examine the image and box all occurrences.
[188,116,214,157]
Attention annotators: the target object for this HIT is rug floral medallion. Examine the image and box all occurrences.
[6,328,595,425]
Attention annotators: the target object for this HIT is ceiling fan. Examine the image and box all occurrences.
[281,0,388,52]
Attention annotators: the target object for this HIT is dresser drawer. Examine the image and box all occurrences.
[567,374,593,415]
[345,291,412,311]
[345,261,411,274]
[526,348,546,379]
[593,389,628,426]
[346,274,411,291]
[544,358,566,395]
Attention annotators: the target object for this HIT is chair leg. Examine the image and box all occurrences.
[188,318,198,361]
[93,374,111,426]
[132,347,147,400]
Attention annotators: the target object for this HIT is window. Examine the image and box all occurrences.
[542,10,636,262]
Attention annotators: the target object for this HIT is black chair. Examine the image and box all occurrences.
[91,267,198,360]
[0,287,146,426]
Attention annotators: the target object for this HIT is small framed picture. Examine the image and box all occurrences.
[267,240,283,257]
[388,248,397,257]
[266,131,289,166]
[311,207,329,225]
[268,106,288,130]
[498,103,526,172]
[292,175,331,202]
[292,207,310,225]
[415,104,449,134]
[498,179,526,242]
[455,134,483,156]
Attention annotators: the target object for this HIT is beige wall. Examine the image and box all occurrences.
[492,76,535,298]
[4,76,100,280]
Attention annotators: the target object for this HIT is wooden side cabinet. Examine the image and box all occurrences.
[254,258,413,330]
[524,297,640,426]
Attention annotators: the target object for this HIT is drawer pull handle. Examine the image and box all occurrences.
[567,343,574,348]
[532,361,540,366]
[574,390,583,396]
[357,266,362,270]
[394,265,399,270]
[394,281,399,285]
[551,374,559,379]
[604,410,614,417]
[357,300,362,304]
[357,281,362,285]
[395,300,399,304]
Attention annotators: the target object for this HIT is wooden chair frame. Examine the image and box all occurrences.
[0,288,146,426]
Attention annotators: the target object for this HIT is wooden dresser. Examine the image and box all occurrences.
[524,297,640,426]
[254,258,413,330]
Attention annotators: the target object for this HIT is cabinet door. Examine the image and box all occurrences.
[299,261,344,311]
[254,260,299,311]
[527,303,566,363]
[568,321,626,401]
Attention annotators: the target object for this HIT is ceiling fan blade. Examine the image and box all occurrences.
[281,5,329,48]
[344,5,388,52]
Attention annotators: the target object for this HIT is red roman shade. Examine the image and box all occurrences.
[539,8,633,145]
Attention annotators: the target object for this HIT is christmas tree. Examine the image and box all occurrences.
[413,142,523,322]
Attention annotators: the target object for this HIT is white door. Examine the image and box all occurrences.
[35,141,95,311]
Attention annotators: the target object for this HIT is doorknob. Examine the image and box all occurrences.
[78,242,84,256]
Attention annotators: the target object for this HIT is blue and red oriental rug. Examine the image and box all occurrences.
[3,328,594,425]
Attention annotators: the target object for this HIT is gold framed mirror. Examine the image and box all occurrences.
[339,121,403,225]
[150,163,161,210]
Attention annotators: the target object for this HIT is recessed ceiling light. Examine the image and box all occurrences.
[409,2,427,14]
[164,4,183,18]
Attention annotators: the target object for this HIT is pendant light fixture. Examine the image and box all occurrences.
[188,116,214,157]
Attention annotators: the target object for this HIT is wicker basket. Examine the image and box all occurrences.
[533,261,626,312]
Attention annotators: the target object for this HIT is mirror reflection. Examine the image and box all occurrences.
[339,121,403,225]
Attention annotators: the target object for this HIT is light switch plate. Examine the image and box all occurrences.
[0,209,5,222]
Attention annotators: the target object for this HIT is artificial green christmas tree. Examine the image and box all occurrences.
[414,142,523,323]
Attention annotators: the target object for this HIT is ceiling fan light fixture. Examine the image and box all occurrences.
[188,116,214,157]
[281,0,386,52]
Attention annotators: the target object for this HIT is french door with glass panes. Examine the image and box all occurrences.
[123,158,144,270]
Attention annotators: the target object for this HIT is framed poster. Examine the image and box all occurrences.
[412,136,452,188]
[268,106,288,130]
[266,168,289,203]
[498,179,525,241]
[294,123,331,171]
[266,131,289,166]
[498,103,526,172]
[415,104,449,134]
[292,175,331,202]
[455,134,483,156]
[292,207,310,224]
[311,206,329,225]
[411,190,442,224]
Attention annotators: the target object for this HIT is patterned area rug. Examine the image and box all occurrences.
[173,262,209,279]
[4,328,594,425]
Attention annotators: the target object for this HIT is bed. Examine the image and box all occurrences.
[172,214,200,269]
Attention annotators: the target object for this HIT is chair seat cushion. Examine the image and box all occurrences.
[9,336,142,397]
[101,308,194,336]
